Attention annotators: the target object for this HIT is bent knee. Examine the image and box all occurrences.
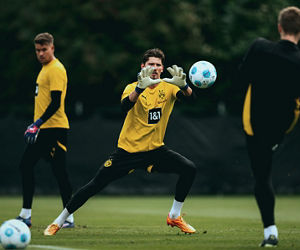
[182,160,197,176]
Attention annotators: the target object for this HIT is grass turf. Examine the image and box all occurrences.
[0,196,299,249]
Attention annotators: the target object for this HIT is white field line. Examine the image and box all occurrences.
[29,244,86,250]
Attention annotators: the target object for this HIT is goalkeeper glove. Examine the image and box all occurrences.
[24,118,43,144]
[135,66,161,94]
[162,65,188,90]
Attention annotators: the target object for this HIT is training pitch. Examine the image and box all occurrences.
[0,196,299,249]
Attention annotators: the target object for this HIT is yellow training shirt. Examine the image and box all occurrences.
[35,58,69,129]
[118,81,180,153]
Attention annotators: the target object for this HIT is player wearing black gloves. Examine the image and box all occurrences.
[16,32,74,229]
[44,48,197,236]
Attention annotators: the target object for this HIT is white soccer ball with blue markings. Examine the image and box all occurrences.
[189,61,217,88]
[0,219,31,249]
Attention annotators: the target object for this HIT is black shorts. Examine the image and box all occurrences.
[100,145,193,177]
[65,145,196,212]
[24,128,68,162]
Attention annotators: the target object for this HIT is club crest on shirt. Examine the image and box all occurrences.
[104,159,112,167]
[158,90,167,104]
[158,90,165,99]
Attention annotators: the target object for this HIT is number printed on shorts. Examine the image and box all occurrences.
[148,108,162,124]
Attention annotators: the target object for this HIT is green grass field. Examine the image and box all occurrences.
[0,196,299,250]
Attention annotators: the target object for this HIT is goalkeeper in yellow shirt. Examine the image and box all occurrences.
[16,33,74,228]
[44,48,197,235]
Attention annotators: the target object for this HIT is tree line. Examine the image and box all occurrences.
[1,0,299,119]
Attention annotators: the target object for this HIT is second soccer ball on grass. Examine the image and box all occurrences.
[0,219,31,249]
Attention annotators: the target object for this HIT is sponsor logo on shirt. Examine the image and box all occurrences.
[148,108,162,124]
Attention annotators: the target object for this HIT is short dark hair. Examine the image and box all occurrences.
[34,32,54,45]
[142,48,165,64]
[278,6,300,35]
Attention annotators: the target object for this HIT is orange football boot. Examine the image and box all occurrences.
[44,223,61,236]
[167,214,196,234]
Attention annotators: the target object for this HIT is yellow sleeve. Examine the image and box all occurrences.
[121,82,136,101]
[48,66,67,91]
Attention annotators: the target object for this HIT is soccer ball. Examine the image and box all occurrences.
[188,61,217,88]
[0,219,31,249]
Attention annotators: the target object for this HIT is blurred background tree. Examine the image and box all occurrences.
[1,0,299,119]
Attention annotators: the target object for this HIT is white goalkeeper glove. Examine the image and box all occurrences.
[162,65,188,90]
[135,66,161,94]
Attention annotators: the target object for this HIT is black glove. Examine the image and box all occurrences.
[24,118,43,144]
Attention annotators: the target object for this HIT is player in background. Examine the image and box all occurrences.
[239,6,300,247]
[44,48,197,236]
[16,32,74,228]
